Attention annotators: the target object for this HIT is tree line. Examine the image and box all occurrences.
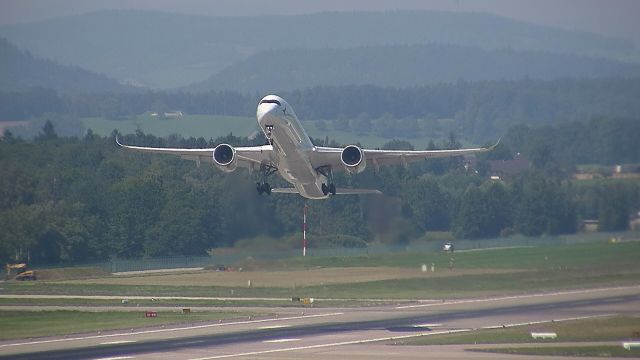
[2,77,640,142]
[1,120,638,265]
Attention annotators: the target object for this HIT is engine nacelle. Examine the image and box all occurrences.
[341,145,366,174]
[213,144,238,172]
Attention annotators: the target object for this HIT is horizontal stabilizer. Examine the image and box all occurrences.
[271,188,299,194]
[271,188,382,195]
[335,188,383,195]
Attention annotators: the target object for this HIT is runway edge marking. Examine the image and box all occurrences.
[0,312,343,348]
[188,314,615,360]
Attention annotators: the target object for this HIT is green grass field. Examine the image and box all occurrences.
[4,242,640,300]
[473,346,640,358]
[395,316,640,345]
[82,114,258,139]
[81,115,438,148]
[0,310,254,340]
[282,241,640,271]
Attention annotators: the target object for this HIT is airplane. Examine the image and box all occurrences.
[117,95,498,200]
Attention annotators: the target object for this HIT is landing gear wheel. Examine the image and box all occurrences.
[318,166,337,196]
[321,183,337,196]
[256,182,272,195]
[256,164,277,195]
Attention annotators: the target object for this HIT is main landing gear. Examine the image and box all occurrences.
[256,163,277,195]
[317,166,337,196]
[264,125,274,145]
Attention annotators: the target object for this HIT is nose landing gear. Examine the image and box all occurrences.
[264,125,274,145]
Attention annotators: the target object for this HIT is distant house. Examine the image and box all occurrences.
[612,164,640,179]
[164,111,183,118]
[488,154,530,179]
[582,219,600,232]
[150,111,184,118]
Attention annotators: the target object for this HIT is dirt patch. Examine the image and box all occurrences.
[35,267,111,281]
[57,267,518,287]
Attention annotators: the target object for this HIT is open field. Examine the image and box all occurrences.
[3,270,639,300]
[80,115,438,148]
[0,310,254,341]
[81,114,258,139]
[279,241,640,270]
[56,267,516,287]
[2,242,639,301]
[474,345,640,358]
[394,316,640,345]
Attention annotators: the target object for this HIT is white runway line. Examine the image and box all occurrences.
[188,314,615,360]
[263,338,300,343]
[190,329,471,359]
[258,325,290,330]
[93,357,134,360]
[0,312,343,348]
[413,323,442,328]
[99,340,137,345]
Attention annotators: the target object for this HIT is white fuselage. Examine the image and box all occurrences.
[256,95,329,199]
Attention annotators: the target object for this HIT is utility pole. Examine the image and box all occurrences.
[303,204,308,257]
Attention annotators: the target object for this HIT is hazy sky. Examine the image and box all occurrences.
[2,0,639,44]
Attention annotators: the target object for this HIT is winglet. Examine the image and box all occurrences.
[487,137,501,151]
[115,135,124,147]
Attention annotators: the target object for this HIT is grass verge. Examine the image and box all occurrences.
[3,268,639,300]
[472,346,640,358]
[0,297,390,308]
[0,310,255,341]
[395,316,640,345]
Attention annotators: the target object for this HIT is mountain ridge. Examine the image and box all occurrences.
[1,9,637,89]
[0,37,134,93]
[187,43,640,93]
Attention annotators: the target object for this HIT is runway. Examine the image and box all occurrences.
[1,286,638,360]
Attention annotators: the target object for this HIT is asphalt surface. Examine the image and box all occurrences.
[1,286,639,360]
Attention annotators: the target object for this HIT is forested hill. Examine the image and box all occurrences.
[187,44,640,92]
[1,10,637,88]
[0,37,132,93]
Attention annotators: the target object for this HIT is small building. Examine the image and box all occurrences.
[489,154,530,179]
[164,111,183,118]
[582,219,599,232]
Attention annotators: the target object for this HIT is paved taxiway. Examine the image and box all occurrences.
[1,285,638,360]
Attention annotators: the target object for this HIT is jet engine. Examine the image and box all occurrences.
[213,144,238,172]
[341,145,366,174]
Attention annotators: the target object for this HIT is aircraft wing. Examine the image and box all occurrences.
[116,137,273,168]
[310,139,499,170]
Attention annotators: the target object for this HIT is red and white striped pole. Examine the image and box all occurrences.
[303,204,308,257]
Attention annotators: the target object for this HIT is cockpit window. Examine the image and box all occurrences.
[260,99,281,106]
